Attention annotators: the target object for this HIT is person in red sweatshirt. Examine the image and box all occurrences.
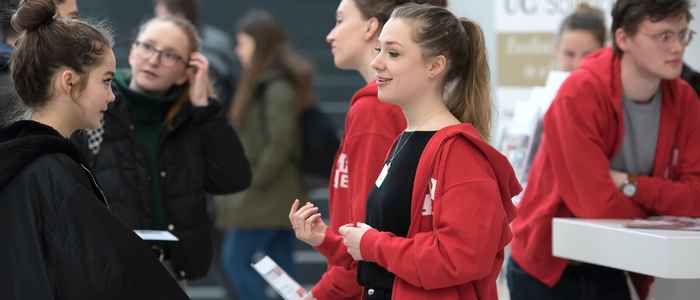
[293,4,520,300]
[507,1,700,300]
[288,1,445,300]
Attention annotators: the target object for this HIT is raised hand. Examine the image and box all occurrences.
[289,199,327,247]
[187,52,210,107]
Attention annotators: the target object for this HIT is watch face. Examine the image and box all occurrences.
[623,183,637,197]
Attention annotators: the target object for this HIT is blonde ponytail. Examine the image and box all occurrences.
[392,4,492,138]
[447,18,491,139]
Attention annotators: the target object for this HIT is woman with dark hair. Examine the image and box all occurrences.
[555,3,607,71]
[76,15,251,281]
[215,9,312,300]
[520,4,608,180]
[0,0,188,299]
[288,1,447,299]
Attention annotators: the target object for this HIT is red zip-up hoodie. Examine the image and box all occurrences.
[510,48,700,299]
[353,124,520,300]
[312,81,405,300]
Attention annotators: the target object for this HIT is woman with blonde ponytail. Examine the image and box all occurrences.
[446,17,493,139]
[294,3,521,300]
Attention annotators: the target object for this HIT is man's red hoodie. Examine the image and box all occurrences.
[312,81,405,300]
[336,124,520,300]
[510,48,700,299]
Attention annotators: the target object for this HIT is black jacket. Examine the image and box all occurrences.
[75,83,251,280]
[0,120,189,300]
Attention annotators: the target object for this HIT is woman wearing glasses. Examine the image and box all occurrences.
[74,16,252,281]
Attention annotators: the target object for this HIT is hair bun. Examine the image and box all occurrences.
[11,0,57,32]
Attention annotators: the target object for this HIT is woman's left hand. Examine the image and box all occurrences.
[338,223,373,261]
[187,52,210,107]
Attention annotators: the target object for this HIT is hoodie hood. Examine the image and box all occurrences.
[350,80,378,106]
[577,48,621,99]
[416,123,521,223]
[442,124,520,221]
[0,120,82,189]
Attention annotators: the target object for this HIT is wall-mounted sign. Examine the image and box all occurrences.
[497,32,555,86]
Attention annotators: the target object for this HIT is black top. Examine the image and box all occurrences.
[0,120,189,299]
[358,131,436,290]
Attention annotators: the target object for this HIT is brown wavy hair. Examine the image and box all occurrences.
[228,9,314,128]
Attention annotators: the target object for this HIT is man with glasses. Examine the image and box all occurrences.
[507,1,700,300]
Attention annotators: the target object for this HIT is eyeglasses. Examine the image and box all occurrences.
[132,41,188,67]
[640,29,695,49]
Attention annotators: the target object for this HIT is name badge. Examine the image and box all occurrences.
[375,163,390,188]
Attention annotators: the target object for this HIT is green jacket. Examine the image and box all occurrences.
[215,73,305,228]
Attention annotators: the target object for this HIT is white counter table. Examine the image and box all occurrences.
[552,218,700,299]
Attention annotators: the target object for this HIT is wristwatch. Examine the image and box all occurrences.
[621,174,637,197]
